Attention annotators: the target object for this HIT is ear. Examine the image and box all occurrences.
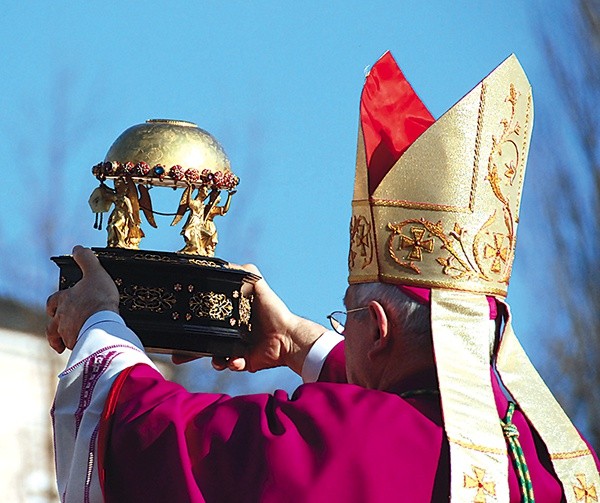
[367,300,390,361]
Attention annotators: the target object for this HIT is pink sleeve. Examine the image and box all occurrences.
[98,362,446,502]
[318,341,347,383]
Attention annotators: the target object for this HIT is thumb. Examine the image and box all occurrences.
[72,246,102,277]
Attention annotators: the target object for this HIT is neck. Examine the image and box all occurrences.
[375,353,437,393]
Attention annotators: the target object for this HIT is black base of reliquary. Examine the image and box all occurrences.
[51,248,258,357]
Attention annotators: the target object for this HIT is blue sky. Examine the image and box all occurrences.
[0,2,560,392]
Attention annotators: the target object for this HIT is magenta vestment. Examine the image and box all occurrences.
[97,342,596,502]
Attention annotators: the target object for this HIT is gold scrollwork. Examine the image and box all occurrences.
[388,219,480,279]
[349,214,374,270]
[239,293,252,326]
[189,292,233,321]
[388,218,496,282]
[473,83,525,283]
[121,285,177,313]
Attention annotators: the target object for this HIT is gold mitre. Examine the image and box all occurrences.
[349,54,531,297]
[348,53,600,501]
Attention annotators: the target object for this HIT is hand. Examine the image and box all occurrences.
[46,246,120,353]
[210,264,326,376]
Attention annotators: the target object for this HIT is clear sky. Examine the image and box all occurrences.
[0,2,560,392]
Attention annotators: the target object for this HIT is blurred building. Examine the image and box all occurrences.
[0,299,63,502]
[0,298,182,502]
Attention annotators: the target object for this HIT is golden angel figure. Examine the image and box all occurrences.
[89,177,146,249]
[200,189,235,256]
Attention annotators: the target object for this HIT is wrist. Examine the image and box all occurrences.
[284,315,327,375]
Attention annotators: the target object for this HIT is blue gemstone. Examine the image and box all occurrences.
[154,165,165,175]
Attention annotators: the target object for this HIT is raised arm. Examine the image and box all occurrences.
[47,246,157,502]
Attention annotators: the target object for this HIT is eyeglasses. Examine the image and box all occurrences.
[327,307,369,334]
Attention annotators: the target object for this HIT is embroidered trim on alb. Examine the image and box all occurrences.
[75,350,121,434]
[84,423,100,503]
[59,344,144,378]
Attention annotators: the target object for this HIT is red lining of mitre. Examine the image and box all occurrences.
[360,51,435,194]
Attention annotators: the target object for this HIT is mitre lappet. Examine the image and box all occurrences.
[348,52,599,501]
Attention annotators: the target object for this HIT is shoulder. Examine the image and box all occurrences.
[110,364,441,433]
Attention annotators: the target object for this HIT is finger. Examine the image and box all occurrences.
[46,317,66,354]
[46,292,60,317]
[72,245,102,277]
[228,357,247,372]
[226,263,263,297]
[211,356,229,371]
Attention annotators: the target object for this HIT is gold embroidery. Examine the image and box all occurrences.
[464,466,496,503]
[375,274,508,296]
[515,93,532,214]
[483,233,510,273]
[371,197,473,213]
[472,83,523,282]
[399,226,435,261]
[550,449,593,460]
[388,219,482,280]
[349,214,374,270]
[448,437,505,455]
[349,57,533,300]
[573,474,598,502]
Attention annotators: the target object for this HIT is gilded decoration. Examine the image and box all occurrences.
[89,119,239,255]
[382,82,528,287]
[464,466,496,503]
[388,219,483,279]
[121,286,177,313]
[474,83,528,283]
[573,474,598,503]
[189,292,233,321]
[349,214,374,270]
[239,293,252,327]
[189,259,223,268]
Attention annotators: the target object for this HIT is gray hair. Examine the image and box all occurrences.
[344,283,431,349]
